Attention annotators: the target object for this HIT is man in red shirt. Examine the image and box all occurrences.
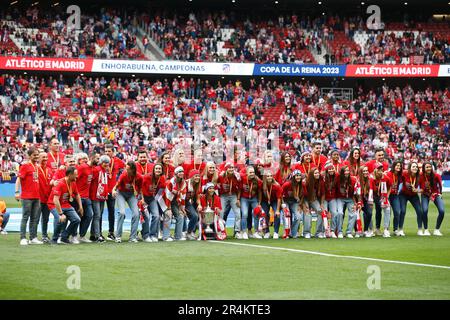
[48,166,84,244]
[311,142,328,172]
[370,162,392,237]
[76,152,95,243]
[136,150,154,176]
[105,144,125,241]
[365,148,389,174]
[16,146,42,245]
[47,138,65,176]
[38,151,52,243]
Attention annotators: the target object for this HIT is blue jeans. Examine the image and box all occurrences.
[115,191,140,240]
[1,212,10,229]
[399,194,423,229]
[362,201,373,231]
[79,198,93,237]
[52,207,81,241]
[325,199,338,233]
[389,194,401,231]
[162,200,184,240]
[40,203,50,238]
[308,200,324,236]
[143,196,160,239]
[185,202,199,233]
[240,197,258,231]
[220,194,241,233]
[285,199,302,237]
[91,200,105,238]
[20,199,41,240]
[373,194,391,229]
[421,195,445,230]
[261,200,280,234]
[337,198,356,235]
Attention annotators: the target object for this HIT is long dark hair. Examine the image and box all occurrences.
[348,147,361,166]
[306,168,320,202]
[390,160,403,181]
[339,166,351,186]
[422,161,435,187]
[358,166,370,197]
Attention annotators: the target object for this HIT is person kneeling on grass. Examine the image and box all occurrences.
[49,166,84,244]
[0,199,9,235]
[198,183,224,240]
[111,161,144,243]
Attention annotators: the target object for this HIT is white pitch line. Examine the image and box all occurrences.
[208,241,450,270]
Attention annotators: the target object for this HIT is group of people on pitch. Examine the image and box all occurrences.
[14,139,445,245]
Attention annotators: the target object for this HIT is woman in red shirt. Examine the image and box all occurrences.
[358,166,374,237]
[304,168,325,238]
[343,147,362,176]
[260,171,282,239]
[282,170,305,239]
[335,166,359,238]
[112,161,143,243]
[419,162,445,236]
[385,160,403,236]
[399,161,423,236]
[142,163,166,242]
[293,152,315,176]
[185,169,201,240]
[274,151,292,185]
[198,183,222,239]
[323,162,339,238]
[240,166,263,239]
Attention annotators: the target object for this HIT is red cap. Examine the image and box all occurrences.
[189,169,200,179]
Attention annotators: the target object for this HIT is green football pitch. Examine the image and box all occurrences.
[1,195,450,300]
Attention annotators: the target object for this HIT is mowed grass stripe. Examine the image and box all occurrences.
[209,240,450,270]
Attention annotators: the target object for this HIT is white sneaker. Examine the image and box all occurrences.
[177,237,187,241]
[394,230,400,236]
[0,230,7,235]
[30,238,43,245]
[235,232,242,239]
[57,238,67,244]
[331,232,337,239]
[338,233,343,239]
[399,230,406,237]
[383,230,391,238]
[242,232,249,240]
[129,238,138,243]
[264,232,271,239]
[158,230,163,240]
[355,233,361,238]
[304,233,311,239]
[318,233,325,239]
[70,236,80,244]
[20,239,29,245]
[253,232,262,239]
[375,229,382,236]
[115,237,122,243]
[182,231,187,237]
[144,237,153,243]
[79,237,92,243]
[163,237,174,242]
[417,230,424,236]
[151,236,159,242]
[346,233,354,238]
[273,232,279,239]
[187,233,196,240]
[423,229,431,236]
[433,229,443,236]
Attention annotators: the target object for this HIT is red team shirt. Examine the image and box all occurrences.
[76,163,93,199]
[90,166,109,201]
[47,178,79,210]
[107,157,126,193]
[46,151,65,175]
[116,172,144,194]
[261,183,283,202]
[19,163,40,200]
[217,173,241,195]
[419,172,442,196]
[400,171,420,197]
[240,176,262,199]
[38,164,52,203]
[142,174,166,197]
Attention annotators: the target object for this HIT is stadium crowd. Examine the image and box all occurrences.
[0,73,448,243]
[1,5,448,65]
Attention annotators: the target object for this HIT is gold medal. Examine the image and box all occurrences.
[69,197,74,202]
